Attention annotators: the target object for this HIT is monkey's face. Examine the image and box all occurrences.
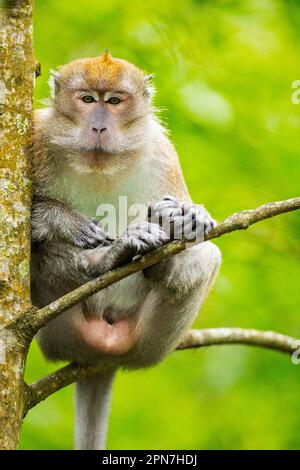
[50,53,154,172]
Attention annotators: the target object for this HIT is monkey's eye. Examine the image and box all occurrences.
[107,97,121,105]
[81,95,96,104]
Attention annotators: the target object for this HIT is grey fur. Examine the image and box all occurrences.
[31,196,113,248]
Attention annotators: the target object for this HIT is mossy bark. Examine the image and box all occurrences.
[0,0,34,449]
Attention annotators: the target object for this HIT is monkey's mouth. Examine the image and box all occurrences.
[78,146,115,156]
[78,313,139,356]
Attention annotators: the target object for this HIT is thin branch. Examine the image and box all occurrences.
[24,327,300,415]
[177,328,300,353]
[24,363,110,417]
[13,195,300,339]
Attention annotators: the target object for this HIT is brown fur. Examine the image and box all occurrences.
[58,52,146,94]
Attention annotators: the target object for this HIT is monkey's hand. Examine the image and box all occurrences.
[70,218,113,249]
[79,222,167,277]
[121,222,167,254]
[31,196,113,248]
[147,195,216,242]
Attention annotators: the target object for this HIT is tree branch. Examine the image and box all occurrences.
[12,195,300,340]
[177,328,300,353]
[23,327,300,415]
[24,363,111,416]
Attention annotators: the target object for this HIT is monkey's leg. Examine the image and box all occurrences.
[135,242,221,366]
[75,371,115,450]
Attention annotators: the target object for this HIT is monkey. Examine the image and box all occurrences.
[30,52,221,450]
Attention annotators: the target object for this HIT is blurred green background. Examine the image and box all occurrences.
[20,0,300,449]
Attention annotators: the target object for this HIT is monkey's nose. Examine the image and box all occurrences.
[92,127,107,134]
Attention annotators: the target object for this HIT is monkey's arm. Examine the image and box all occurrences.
[31,222,165,305]
[31,196,112,248]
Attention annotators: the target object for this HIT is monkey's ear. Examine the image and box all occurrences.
[48,69,61,99]
[144,73,155,99]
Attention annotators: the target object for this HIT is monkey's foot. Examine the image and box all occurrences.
[121,221,167,253]
[148,195,216,242]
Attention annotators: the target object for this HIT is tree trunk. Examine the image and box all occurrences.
[0,0,34,449]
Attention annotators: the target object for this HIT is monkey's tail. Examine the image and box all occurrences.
[74,369,116,450]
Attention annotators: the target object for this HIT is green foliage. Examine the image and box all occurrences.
[21,0,300,449]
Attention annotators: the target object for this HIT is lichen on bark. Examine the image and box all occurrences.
[0,1,34,324]
[0,0,34,449]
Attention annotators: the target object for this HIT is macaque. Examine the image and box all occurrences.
[30,52,221,450]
